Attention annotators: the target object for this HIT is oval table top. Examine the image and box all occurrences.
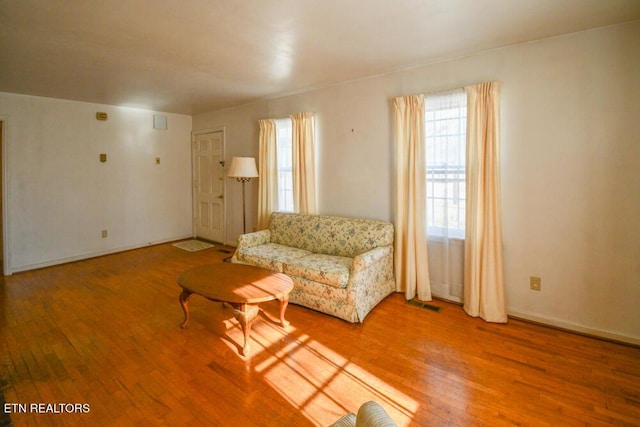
[177,263,294,304]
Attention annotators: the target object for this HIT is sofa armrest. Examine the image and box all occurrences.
[356,401,397,426]
[237,229,271,249]
[345,245,395,321]
[352,246,392,272]
[329,401,397,427]
[328,412,356,427]
[232,229,271,264]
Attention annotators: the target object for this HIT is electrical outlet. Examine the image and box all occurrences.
[530,276,541,291]
[102,230,108,238]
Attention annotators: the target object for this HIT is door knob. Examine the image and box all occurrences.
[217,195,224,199]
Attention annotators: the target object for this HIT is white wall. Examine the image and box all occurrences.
[0,93,193,272]
[194,21,640,344]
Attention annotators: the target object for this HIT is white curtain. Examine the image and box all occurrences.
[425,91,467,301]
[464,82,507,323]
[393,95,432,301]
[291,112,317,214]
[257,119,278,230]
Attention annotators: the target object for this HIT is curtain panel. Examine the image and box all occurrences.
[464,82,507,323]
[257,119,278,230]
[291,112,317,215]
[393,95,432,301]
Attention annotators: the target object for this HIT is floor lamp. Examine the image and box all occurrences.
[227,156,259,234]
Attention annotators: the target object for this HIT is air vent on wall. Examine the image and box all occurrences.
[153,115,167,130]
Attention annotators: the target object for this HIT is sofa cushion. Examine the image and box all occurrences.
[283,254,352,288]
[238,243,311,272]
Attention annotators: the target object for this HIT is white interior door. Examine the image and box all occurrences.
[193,130,225,243]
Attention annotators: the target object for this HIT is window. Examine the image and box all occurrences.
[425,91,467,239]
[275,118,294,212]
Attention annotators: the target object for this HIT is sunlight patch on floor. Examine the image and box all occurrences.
[252,327,419,425]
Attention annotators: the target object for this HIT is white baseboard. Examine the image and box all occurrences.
[7,234,193,275]
[508,309,640,347]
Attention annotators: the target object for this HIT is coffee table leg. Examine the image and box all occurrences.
[232,303,260,356]
[278,293,290,327]
[179,289,192,329]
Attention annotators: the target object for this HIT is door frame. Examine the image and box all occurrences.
[0,115,10,275]
[191,126,227,245]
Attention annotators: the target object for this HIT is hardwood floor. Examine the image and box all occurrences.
[1,243,639,426]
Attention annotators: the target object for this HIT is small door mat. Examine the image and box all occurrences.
[407,299,442,312]
[172,240,214,252]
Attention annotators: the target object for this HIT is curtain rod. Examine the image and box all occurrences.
[424,80,500,96]
[423,86,465,96]
[258,112,316,122]
[392,86,464,101]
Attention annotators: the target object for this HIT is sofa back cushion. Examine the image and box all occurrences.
[269,212,394,258]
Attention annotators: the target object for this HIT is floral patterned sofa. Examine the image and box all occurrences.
[231,212,395,323]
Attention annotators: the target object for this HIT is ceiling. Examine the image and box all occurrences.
[2,0,640,115]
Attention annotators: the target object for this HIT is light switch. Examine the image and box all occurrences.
[155,157,160,164]
[100,153,107,163]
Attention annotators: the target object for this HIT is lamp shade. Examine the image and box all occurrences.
[227,157,258,178]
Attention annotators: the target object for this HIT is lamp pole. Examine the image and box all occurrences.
[227,156,259,236]
[237,177,250,234]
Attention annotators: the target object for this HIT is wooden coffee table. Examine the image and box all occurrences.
[177,263,294,356]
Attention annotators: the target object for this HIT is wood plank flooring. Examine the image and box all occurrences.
[1,243,639,426]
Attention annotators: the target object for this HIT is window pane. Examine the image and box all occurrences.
[275,118,294,212]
